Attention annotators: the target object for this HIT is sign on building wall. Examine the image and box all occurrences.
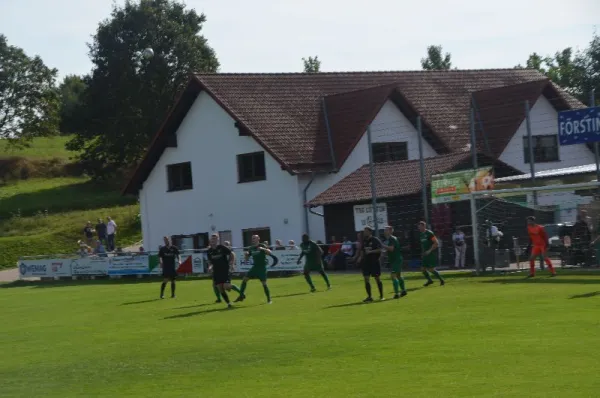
[353,203,389,231]
[558,107,600,145]
[431,167,494,204]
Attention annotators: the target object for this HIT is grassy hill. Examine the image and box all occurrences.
[0,137,141,269]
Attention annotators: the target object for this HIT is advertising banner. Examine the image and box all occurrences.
[18,258,71,278]
[234,249,303,272]
[353,203,388,232]
[108,255,149,275]
[431,167,494,204]
[70,257,109,276]
[558,107,600,145]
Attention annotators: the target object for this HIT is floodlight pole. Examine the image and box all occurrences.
[470,194,481,275]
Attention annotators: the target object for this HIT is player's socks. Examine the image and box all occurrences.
[262,285,271,302]
[304,273,315,290]
[213,285,222,301]
[376,280,384,298]
[422,271,433,283]
[221,291,230,304]
[432,270,444,282]
[170,281,176,297]
[529,260,536,276]
[160,282,166,298]
[230,284,241,294]
[398,276,406,292]
[319,271,331,288]
[364,281,372,298]
[240,280,248,295]
[392,279,400,294]
[544,257,556,274]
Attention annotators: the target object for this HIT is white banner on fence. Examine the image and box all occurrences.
[353,203,388,231]
[108,255,149,275]
[233,249,304,272]
[191,253,206,274]
[70,257,109,276]
[18,258,72,278]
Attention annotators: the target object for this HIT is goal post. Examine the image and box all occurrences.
[470,181,600,274]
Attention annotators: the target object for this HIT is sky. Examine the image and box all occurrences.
[1,0,599,80]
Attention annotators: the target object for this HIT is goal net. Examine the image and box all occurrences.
[472,183,600,271]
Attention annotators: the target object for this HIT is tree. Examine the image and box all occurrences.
[302,56,321,73]
[68,0,219,178]
[517,32,600,103]
[0,34,59,143]
[58,74,86,135]
[421,45,452,70]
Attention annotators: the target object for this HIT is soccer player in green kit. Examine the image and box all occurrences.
[383,226,407,299]
[234,234,272,304]
[418,221,445,286]
[297,233,331,292]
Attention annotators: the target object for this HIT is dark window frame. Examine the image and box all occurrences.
[523,135,559,164]
[242,227,272,248]
[237,151,266,183]
[166,162,193,192]
[371,142,408,163]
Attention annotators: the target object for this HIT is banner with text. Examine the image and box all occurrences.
[70,257,109,276]
[353,203,388,231]
[18,258,72,278]
[431,167,494,204]
[234,249,303,272]
[558,106,600,145]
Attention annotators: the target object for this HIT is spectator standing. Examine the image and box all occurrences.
[83,222,94,246]
[452,227,467,269]
[96,218,107,246]
[106,216,117,251]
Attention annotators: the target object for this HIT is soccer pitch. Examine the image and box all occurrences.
[1,272,599,397]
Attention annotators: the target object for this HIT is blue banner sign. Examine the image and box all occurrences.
[558,107,600,145]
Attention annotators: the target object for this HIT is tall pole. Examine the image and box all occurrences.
[525,100,537,206]
[591,90,599,190]
[366,124,379,235]
[470,106,478,170]
[417,116,429,226]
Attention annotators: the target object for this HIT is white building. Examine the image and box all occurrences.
[123,71,591,251]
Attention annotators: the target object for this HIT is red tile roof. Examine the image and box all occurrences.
[307,153,514,206]
[124,69,582,195]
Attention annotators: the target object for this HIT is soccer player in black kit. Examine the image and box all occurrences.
[159,236,180,299]
[206,233,241,308]
[356,226,385,302]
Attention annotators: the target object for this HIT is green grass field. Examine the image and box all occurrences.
[0,136,75,159]
[1,272,599,397]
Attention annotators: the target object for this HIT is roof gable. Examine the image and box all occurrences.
[124,69,584,195]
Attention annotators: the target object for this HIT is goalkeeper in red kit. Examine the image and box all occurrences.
[526,216,557,277]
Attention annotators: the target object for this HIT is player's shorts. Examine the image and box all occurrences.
[362,261,381,277]
[162,264,177,278]
[390,258,403,273]
[304,262,324,273]
[246,265,267,281]
[531,245,546,257]
[212,268,231,285]
[422,253,437,268]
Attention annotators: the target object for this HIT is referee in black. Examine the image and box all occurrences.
[207,233,240,308]
[159,236,180,299]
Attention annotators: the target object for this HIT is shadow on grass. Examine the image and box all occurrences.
[172,303,212,310]
[0,180,136,218]
[272,292,310,299]
[120,299,161,305]
[569,291,600,299]
[0,276,213,289]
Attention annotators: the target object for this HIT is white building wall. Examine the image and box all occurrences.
[301,100,438,242]
[499,95,595,173]
[139,91,303,251]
